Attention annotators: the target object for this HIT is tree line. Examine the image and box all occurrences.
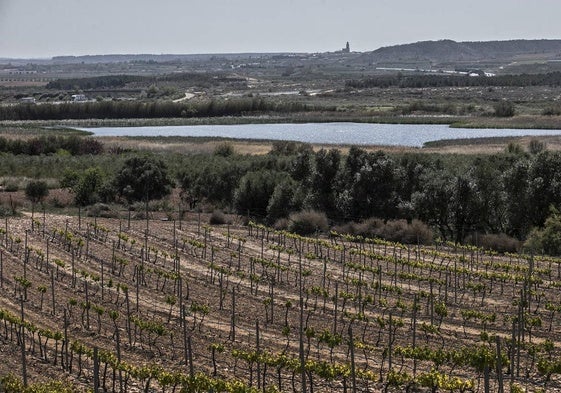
[0,135,103,155]
[346,71,561,89]
[0,98,315,121]
[58,140,561,253]
[45,75,145,90]
[45,72,246,90]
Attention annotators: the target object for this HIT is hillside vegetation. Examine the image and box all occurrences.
[356,39,561,64]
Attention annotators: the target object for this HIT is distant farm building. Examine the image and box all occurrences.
[71,94,87,102]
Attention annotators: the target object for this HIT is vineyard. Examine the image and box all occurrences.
[1,212,561,392]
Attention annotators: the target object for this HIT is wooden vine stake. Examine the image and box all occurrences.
[256,320,261,389]
[115,326,123,392]
[412,294,418,376]
[298,254,307,393]
[64,309,69,371]
[93,346,100,393]
[20,295,27,387]
[348,325,357,393]
[388,312,393,371]
[496,336,504,393]
[188,335,194,379]
[51,271,56,316]
[484,360,490,393]
[229,288,236,341]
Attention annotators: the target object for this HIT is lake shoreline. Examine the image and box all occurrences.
[76,122,561,148]
[2,113,561,130]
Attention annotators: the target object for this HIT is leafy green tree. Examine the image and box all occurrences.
[114,156,173,204]
[234,170,289,217]
[527,152,561,229]
[525,207,561,255]
[411,170,455,240]
[25,180,49,220]
[305,149,341,213]
[289,149,314,183]
[179,157,245,208]
[502,159,532,239]
[267,178,300,223]
[451,176,478,243]
[336,150,402,220]
[468,157,508,234]
[62,168,112,207]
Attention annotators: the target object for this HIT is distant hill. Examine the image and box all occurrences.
[355,39,561,65]
[51,53,292,64]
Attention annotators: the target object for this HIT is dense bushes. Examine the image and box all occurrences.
[493,101,515,117]
[346,71,561,89]
[524,208,561,255]
[46,74,144,90]
[287,210,329,235]
[465,233,521,253]
[209,210,230,225]
[16,138,561,249]
[183,146,561,248]
[333,218,433,245]
[0,135,103,155]
[0,98,314,121]
[45,72,245,90]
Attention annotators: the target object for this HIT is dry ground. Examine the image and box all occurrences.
[0,209,559,392]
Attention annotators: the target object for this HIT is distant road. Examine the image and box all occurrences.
[173,92,195,103]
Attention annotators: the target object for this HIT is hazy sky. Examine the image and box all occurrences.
[1,0,560,58]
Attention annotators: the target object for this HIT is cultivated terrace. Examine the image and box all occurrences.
[0,210,560,392]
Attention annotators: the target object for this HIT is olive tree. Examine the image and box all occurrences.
[25,180,49,222]
[113,156,173,225]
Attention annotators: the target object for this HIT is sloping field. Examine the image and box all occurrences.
[0,212,560,392]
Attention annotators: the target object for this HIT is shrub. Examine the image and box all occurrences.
[542,105,561,116]
[528,139,546,155]
[0,205,14,217]
[86,203,116,218]
[493,101,515,117]
[331,221,359,236]
[465,233,521,253]
[273,218,290,230]
[209,210,230,225]
[481,233,521,253]
[4,180,19,192]
[214,142,235,157]
[288,210,329,235]
[506,142,524,155]
[50,196,67,208]
[25,180,49,208]
[333,218,433,245]
[380,219,433,244]
[354,217,386,238]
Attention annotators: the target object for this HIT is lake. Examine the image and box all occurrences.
[82,123,561,147]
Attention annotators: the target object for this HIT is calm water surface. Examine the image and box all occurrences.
[82,123,561,147]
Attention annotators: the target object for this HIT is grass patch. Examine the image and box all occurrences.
[423,136,525,148]
[451,115,561,129]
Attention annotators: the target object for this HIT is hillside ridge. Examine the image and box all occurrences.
[356,38,561,65]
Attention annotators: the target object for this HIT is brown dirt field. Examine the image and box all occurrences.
[0,211,560,392]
